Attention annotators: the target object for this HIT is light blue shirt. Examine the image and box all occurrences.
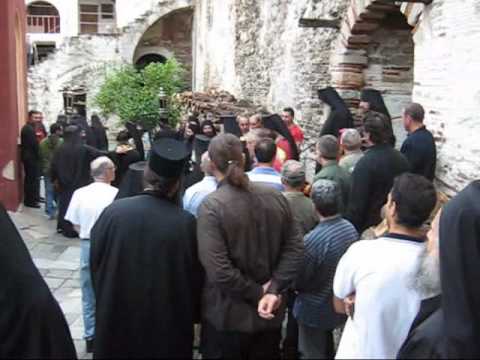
[247,166,284,192]
[183,176,218,217]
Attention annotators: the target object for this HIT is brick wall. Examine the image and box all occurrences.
[407,0,480,195]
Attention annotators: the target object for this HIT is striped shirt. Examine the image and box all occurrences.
[294,216,358,329]
[247,166,284,192]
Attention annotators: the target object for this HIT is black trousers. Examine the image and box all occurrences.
[283,290,299,359]
[57,189,78,238]
[202,323,282,360]
[23,158,40,205]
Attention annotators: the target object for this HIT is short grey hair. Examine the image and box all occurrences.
[90,156,115,180]
[281,160,306,188]
[311,179,341,217]
[341,129,362,151]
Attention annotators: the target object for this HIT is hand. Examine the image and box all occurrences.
[258,294,282,320]
[344,294,356,318]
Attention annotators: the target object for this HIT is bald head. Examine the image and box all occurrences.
[91,156,116,183]
[200,152,213,176]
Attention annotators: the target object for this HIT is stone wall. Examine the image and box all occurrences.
[364,18,414,147]
[27,0,480,194]
[407,0,480,195]
[194,0,350,146]
[28,34,124,124]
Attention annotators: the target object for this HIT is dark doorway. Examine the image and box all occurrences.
[135,54,167,70]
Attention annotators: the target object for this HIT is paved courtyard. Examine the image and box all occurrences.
[10,206,90,359]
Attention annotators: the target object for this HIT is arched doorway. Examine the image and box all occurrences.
[27,1,60,33]
[133,7,194,88]
[135,53,168,70]
[331,1,414,144]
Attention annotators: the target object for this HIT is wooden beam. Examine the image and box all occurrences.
[299,18,340,29]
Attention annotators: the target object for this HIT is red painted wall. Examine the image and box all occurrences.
[0,0,27,210]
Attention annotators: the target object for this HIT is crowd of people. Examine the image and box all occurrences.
[3,87,478,359]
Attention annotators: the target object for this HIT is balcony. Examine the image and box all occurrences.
[27,15,60,34]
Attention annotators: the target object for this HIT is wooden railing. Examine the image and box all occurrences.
[27,15,60,34]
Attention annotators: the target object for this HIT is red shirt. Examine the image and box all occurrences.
[289,124,304,145]
[274,139,294,172]
[35,123,47,143]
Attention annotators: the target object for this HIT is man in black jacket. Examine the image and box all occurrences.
[21,110,43,208]
[401,103,437,181]
[346,112,410,233]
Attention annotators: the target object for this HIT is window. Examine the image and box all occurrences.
[80,4,99,34]
[27,1,60,34]
[101,4,115,19]
[79,2,115,34]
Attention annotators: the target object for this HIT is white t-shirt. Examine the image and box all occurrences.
[65,182,118,239]
[333,235,424,359]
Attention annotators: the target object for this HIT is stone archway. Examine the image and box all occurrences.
[135,53,168,70]
[132,6,194,88]
[330,0,415,140]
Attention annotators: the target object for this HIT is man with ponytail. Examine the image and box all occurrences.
[198,133,304,359]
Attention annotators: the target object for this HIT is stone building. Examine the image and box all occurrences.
[27,0,480,195]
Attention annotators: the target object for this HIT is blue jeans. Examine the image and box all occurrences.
[44,176,56,218]
[80,240,95,340]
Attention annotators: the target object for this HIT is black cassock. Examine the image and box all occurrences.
[397,296,444,359]
[51,141,103,237]
[90,194,203,359]
[439,181,480,359]
[0,204,76,359]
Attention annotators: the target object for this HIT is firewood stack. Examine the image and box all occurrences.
[176,88,264,123]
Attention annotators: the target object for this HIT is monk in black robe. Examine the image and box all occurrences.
[110,130,142,188]
[0,204,76,359]
[318,87,354,138]
[90,138,203,359]
[360,89,396,147]
[50,125,103,238]
[397,210,443,359]
[90,115,109,151]
[439,181,480,358]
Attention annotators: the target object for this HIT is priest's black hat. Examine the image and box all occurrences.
[116,161,147,200]
[149,138,191,178]
[222,115,242,137]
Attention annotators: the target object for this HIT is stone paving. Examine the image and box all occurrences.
[10,205,91,359]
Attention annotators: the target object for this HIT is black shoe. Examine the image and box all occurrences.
[25,203,41,209]
[86,339,94,354]
[38,197,45,203]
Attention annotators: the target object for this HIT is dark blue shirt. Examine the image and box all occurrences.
[293,216,358,329]
[400,126,437,181]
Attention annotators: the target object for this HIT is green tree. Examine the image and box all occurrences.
[95,59,186,130]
